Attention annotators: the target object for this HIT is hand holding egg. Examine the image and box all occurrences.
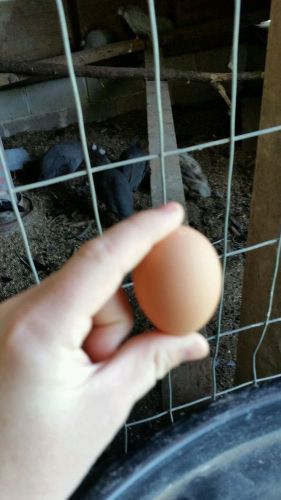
[133,226,222,335]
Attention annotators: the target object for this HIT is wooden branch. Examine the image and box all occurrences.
[0,38,145,89]
[0,59,264,83]
[211,80,232,109]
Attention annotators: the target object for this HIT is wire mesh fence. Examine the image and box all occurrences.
[0,0,280,453]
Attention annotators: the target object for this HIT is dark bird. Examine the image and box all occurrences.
[39,140,86,180]
[180,153,211,198]
[91,144,134,220]
[117,5,174,38]
[118,140,149,191]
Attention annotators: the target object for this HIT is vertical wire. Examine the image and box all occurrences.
[124,425,129,454]
[252,234,281,384]
[147,0,167,204]
[211,0,241,399]
[0,138,40,283]
[167,371,174,423]
[54,0,103,235]
[147,0,173,422]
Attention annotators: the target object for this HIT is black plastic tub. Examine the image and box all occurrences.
[77,380,281,500]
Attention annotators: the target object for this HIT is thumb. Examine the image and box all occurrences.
[98,331,209,412]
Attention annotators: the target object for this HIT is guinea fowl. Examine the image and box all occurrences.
[91,144,134,220]
[117,5,174,38]
[180,153,211,198]
[118,140,149,191]
[39,140,86,180]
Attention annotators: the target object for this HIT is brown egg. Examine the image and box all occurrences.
[133,226,222,335]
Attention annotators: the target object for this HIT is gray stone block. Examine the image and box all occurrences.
[26,77,88,115]
[0,88,30,121]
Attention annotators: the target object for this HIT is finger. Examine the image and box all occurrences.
[83,289,133,362]
[95,332,209,416]
[25,203,184,344]
[56,203,184,316]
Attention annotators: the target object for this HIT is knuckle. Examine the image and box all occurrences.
[139,338,177,383]
[81,236,122,280]
[153,348,175,380]
[81,236,112,262]
[95,235,116,261]
[1,314,31,361]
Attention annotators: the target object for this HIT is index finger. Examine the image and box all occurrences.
[43,203,184,322]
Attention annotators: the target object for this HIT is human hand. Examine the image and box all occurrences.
[0,203,209,500]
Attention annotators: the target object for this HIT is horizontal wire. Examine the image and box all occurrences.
[4,0,281,449]
[225,238,278,258]
[126,372,281,428]
[253,233,281,384]
[13,154,156,194]
[12,124,281,195]
[207,316,281,342]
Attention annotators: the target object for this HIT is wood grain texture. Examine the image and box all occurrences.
[0,0,68,61]
[146,80,186,207]
[145,50,211,407]
[235,0,281,383]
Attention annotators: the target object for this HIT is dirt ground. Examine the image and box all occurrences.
[1,103,255,468]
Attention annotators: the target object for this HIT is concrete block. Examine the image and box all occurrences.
[0,88,30,121]
[86,78,144,103]
[0,90,145,137]
[26,77,88,115]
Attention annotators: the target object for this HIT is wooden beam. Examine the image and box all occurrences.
[145,50,211,408]
[146,80,185,206]
[0,38,145,89]
[235,0,281,383]
[41,38,145,65]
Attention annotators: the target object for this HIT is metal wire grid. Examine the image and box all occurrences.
[0,0,280,450]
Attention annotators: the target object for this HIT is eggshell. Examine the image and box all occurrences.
[133,226,222,335]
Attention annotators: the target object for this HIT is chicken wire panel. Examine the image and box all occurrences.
[0,0,280,453]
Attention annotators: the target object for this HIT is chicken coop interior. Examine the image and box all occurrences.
[1,0,281,497]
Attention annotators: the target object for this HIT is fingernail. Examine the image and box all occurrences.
[182,334,209,361]
[158,202,184,214]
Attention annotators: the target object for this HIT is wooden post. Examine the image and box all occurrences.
[235,0,281,384]
[146,80,185,206]
[145,50,211,407]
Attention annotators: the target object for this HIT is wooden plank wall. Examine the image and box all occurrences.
[235,0,281,384]
[0,0,269,63]
[0,0,70,61]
